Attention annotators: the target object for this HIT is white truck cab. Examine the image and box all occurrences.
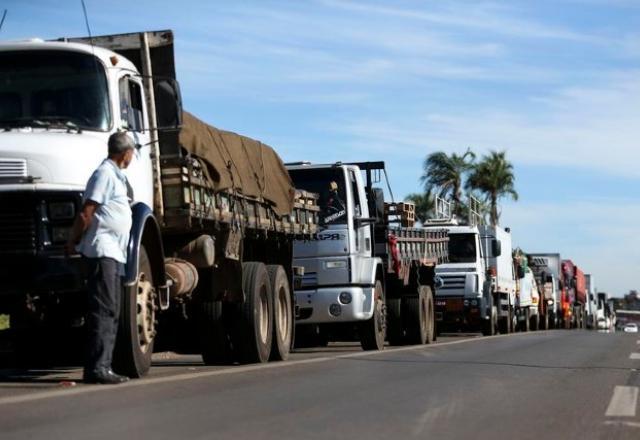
[287,163,379,324]
[0,41,156,206]
[425,213,516,335]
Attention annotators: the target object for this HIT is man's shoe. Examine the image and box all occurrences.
[84,369,129,385]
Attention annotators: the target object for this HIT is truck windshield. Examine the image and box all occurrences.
[448,233,477,263]
[288,168,347,225]
[0,50,111,131]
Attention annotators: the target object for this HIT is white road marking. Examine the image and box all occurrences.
[605,386,638,417]
[630,353,640,360]
[0,331,530,406]
[604,421,640,428]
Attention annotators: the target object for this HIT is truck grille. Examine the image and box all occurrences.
[439,275,466,290]
[0,196,37,254]
[0,158,27,178]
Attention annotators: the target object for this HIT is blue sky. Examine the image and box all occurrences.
[2,0,639,295]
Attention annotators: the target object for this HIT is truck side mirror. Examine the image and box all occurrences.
[491,239,501,257]
[371,187,385,221]
[154,78,183,129]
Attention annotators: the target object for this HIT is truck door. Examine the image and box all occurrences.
[348,169,372,283]
[118,75,154,208]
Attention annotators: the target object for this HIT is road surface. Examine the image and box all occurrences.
[0,330,638,439]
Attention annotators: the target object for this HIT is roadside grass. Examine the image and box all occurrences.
[0,314,9,331]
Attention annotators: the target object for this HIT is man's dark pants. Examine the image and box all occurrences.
[84,257,123,376]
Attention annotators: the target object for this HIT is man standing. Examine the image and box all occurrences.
[66,132,135,384]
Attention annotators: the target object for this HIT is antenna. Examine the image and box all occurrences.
[81,1,93,40]
[0,10,7,32]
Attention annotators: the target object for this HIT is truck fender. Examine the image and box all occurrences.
[124,202,169,310]
[357,257,384,288]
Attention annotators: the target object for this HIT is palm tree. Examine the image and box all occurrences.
[466,150,518,226]
[420,149,476,209]
[405,191,435,224]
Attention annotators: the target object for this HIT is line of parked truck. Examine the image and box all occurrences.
[0,29,605,378]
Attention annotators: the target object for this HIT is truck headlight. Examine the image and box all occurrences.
[339,292,352,304]
[49,202,75,220]
[51,226,71,243]
[325,260,347,269]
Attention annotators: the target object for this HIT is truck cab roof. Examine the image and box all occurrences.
[0,40,138,73]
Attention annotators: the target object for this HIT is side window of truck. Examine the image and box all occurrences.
[119,77,145,132]
[349,170,362,218]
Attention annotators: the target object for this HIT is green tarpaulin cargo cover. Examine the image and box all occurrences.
[178,111,295,217]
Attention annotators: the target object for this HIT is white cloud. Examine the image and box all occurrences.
[502,199,640,295]
[324,70,640,180]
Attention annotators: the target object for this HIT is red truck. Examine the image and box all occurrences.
[560,260,587,329]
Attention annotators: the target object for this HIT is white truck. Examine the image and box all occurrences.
[286,161,449,350]
[425,201,517,336]
[0,30,320,375]
[513,250,540,331]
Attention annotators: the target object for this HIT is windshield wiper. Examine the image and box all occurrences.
[0,118,49,130]
[33,116,83,133]
[0,117,82,133]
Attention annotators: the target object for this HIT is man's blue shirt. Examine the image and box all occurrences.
[77,159,132,264]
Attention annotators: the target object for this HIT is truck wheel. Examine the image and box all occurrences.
[482,304,498,336]
[498,316,508,335]
[386,297,404,346]
[359,281,385,351]
[424,286,435,344]
[233,262,273,364]
[405,286,431,345]
[113,245,156,378]
[530,314,539,331]
[541,313,548,330]
[510,307,517,333]
[199,300,234,365]
[267,265,292,361]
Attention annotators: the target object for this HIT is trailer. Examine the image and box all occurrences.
[562,260,587,329]
[287,161,449,350]
[527,253,561,329]
[0,30,319,376]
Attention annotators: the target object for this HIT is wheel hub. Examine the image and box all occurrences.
[136,272,156,353]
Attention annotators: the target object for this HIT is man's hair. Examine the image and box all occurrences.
[108,132,135,155]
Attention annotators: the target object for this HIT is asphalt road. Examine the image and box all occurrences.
[0,330,638,440]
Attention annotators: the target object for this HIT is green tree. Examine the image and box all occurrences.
[405,190,435,224]
[466,150,518,226]
[420,149,476,207]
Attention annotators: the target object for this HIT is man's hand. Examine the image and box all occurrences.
[64,240,76,257]
[65,200,99,256]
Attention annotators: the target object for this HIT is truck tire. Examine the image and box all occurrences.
[482,303,497,336]
[386,297,404,346]
[233,262,273,364]
[267,265,292,361]
[359,281,385,351]
[405,286,432,345]
[530,313,539,331]
[199,300,234,365]
[523,308,530,332]
[113,245,155,378]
